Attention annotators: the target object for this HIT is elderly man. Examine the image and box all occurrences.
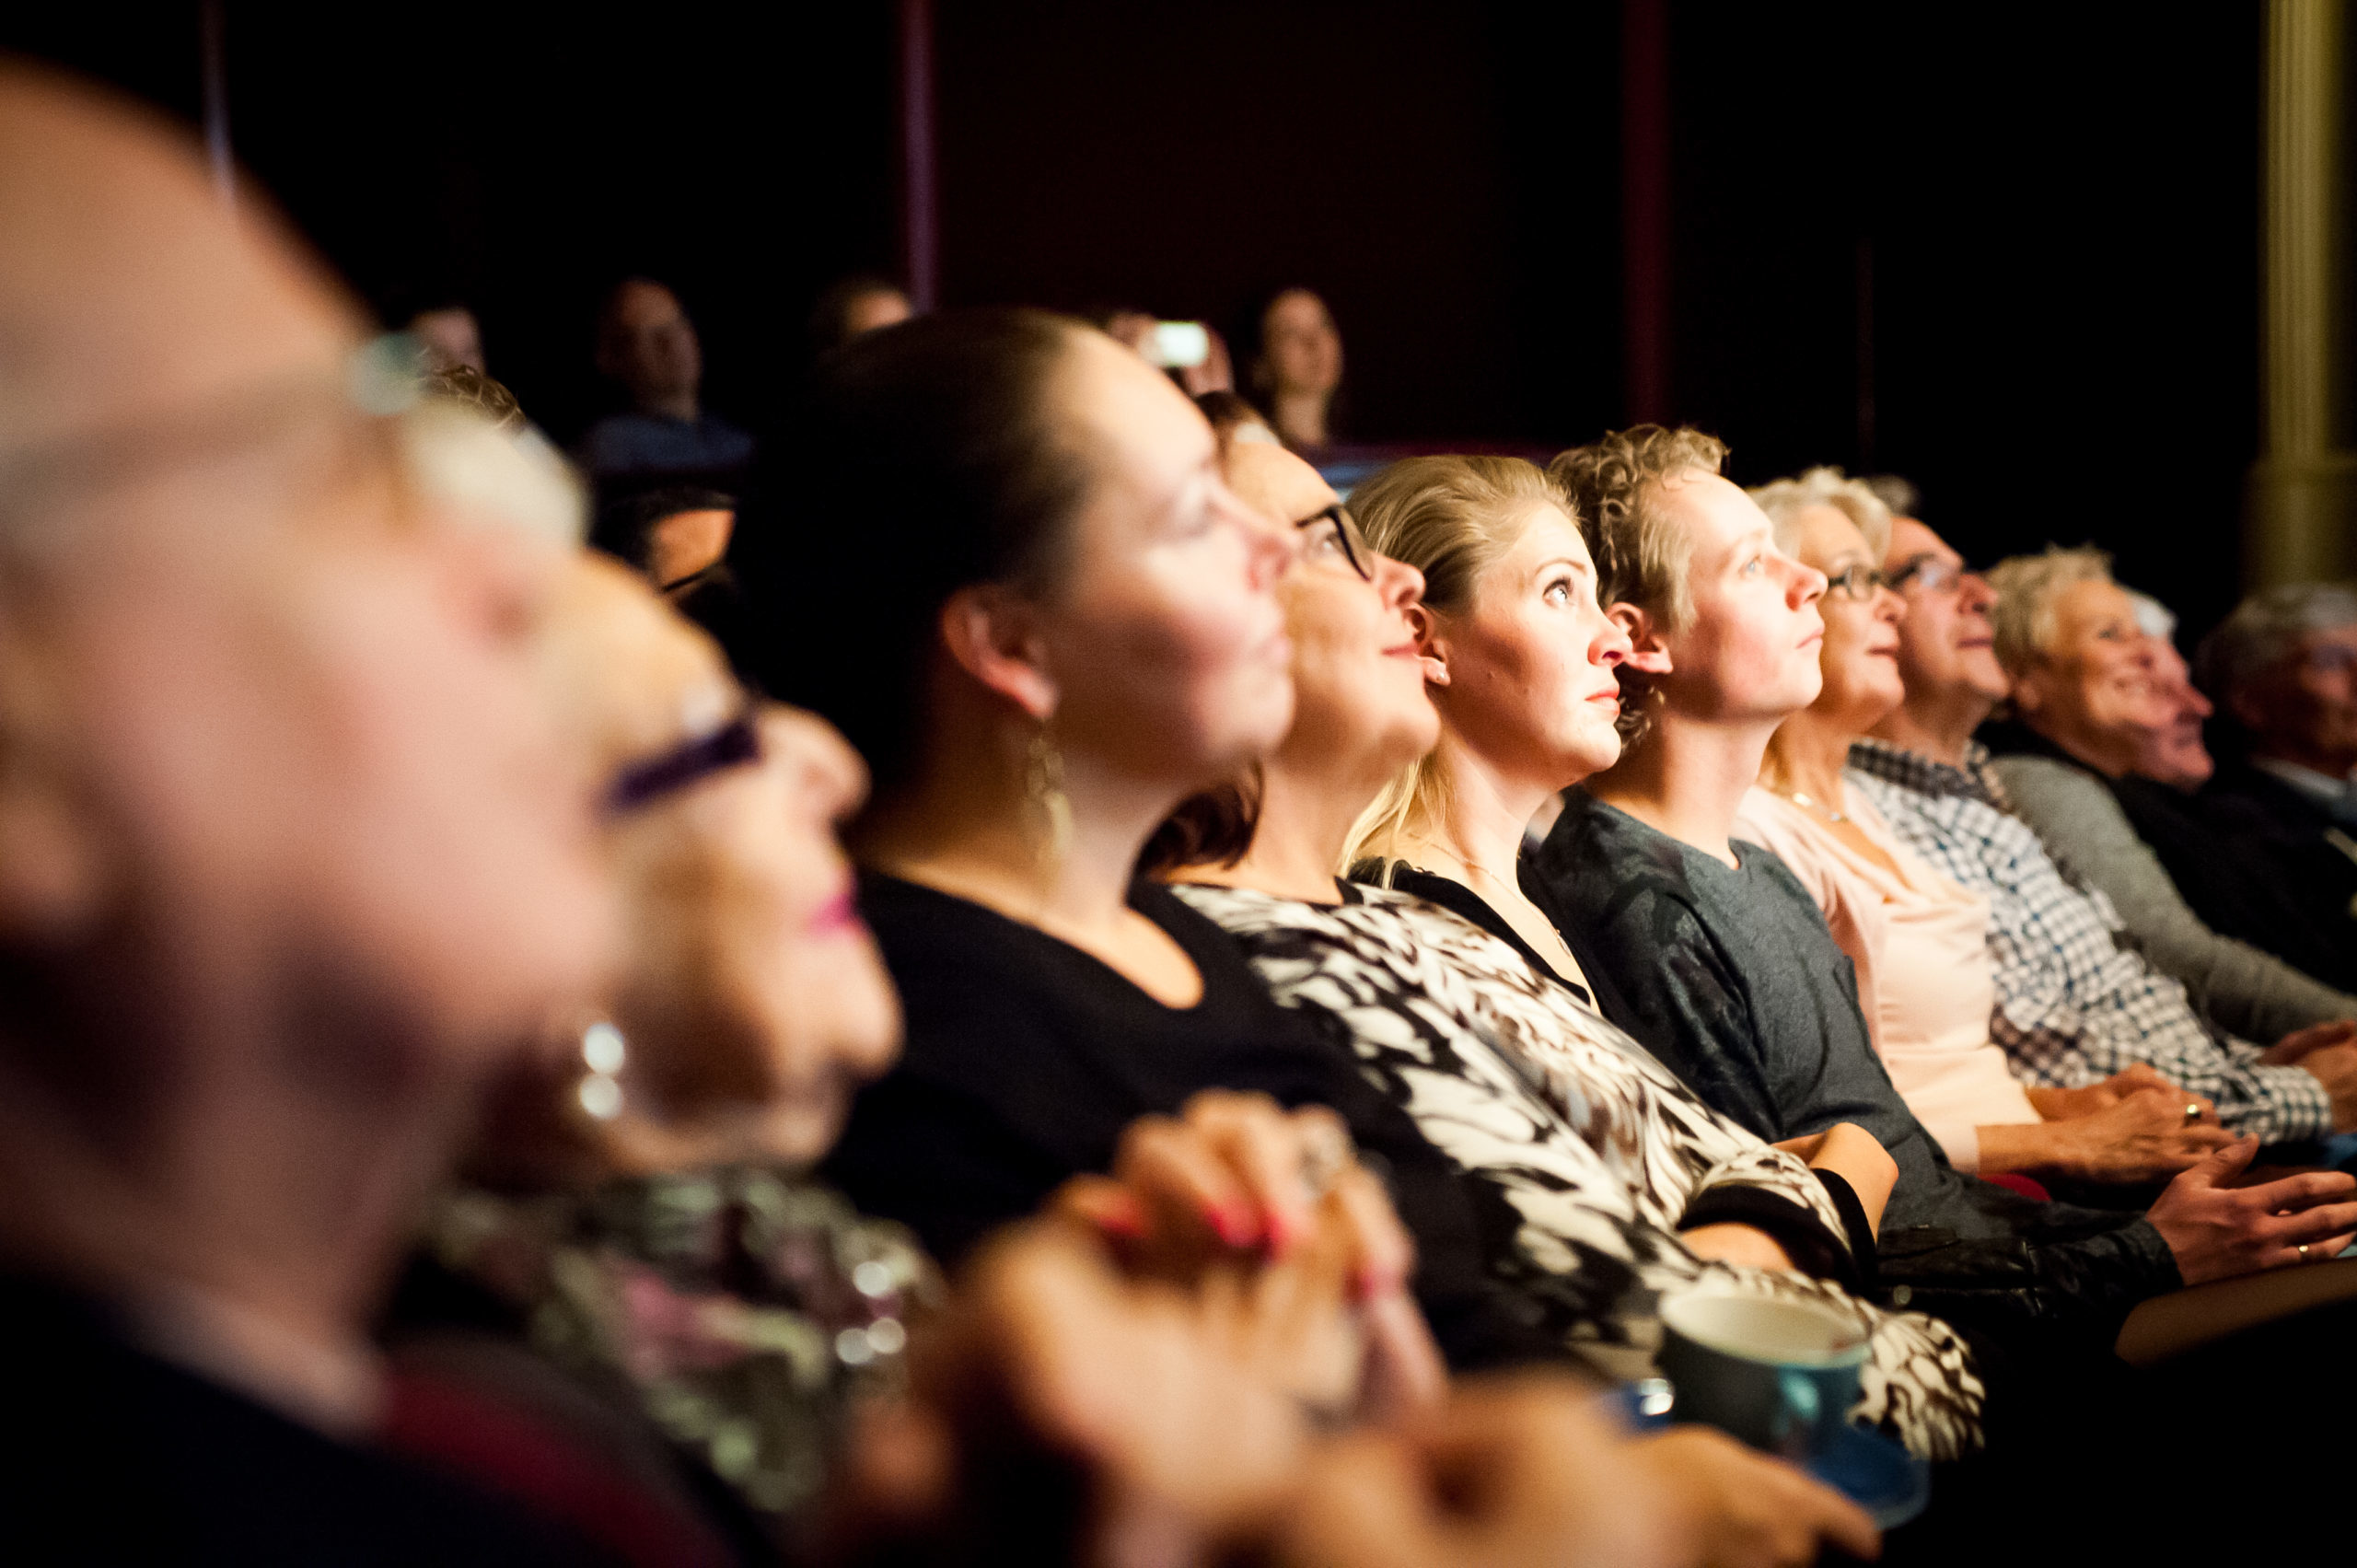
[2173,586,2357,993]
[0,65,621,1558]
[1974,546,2355,1038]
[577,277,754,487]
[1846,516,2357,1151]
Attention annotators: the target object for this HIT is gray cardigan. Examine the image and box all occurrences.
[1991,754,2357,1040]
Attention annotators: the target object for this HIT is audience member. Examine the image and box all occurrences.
[729,308,1554,1374]
[0,64,621,1562]
[1847,517,2357,1143]
[1528,427,2357,1332]
[807,273,912,356]
[1249,286,1343,453]
[580,278,754,486]
[590,483,737,592]
[1972,545,2357,1032]
[1102,308,1236,397]
[1736,471,2232,1185]
[1162,447,1983,1469]
[2176,584,2357,991]
[411,300,489,374]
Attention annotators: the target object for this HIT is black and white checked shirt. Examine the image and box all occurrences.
[1846,738,2333,1144]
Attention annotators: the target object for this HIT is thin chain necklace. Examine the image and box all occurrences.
[1782,789,1849,824]
[1414,842,1585,972]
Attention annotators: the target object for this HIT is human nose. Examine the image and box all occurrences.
[767,704,869,825]
[1379,554,1425,612]
[1592,609,1632,668]
[1958,572,1996,614]
[1787,557,1828,609]
[1877,582,1909,623]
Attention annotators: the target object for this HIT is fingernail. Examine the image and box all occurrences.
[1092,1192,1149,1240]
[1353,1260,1406,1302]
[1207,1202,1261,1249]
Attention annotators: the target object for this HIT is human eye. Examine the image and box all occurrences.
[1739,554,1765,577]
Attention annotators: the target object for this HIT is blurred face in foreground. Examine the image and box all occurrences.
[1024,332,1297,791]
[537,560,900,1168]
[0,73,614,1130]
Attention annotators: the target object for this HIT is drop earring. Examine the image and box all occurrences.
[1024,725,1074,873]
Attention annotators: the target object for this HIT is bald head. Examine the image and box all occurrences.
[0,61,359,459]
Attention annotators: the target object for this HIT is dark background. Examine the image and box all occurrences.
[6,2,2273,640]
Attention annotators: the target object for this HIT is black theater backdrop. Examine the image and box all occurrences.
[8,2,2276,640]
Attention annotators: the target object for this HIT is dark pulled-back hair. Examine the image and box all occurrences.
[729,307,1093,797]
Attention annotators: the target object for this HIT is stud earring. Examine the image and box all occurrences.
[577,1020,627,1121]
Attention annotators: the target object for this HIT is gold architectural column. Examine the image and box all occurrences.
[2252,0,2354,586]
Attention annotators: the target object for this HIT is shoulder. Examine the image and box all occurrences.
[1991,753,2117,818]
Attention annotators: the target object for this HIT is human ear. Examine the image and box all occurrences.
[938,586,1060,722]
[1405,603,1450,688]
[1611,602,1674,675]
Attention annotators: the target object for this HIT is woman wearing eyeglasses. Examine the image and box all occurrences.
[1734,470,2233,1190]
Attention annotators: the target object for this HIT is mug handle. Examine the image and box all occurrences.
[1770,1370,1821,1458]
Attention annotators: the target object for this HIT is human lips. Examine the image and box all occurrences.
[808,878,865,936]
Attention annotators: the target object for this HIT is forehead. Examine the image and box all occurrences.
[1501,501,1586,566]
[612,285,683,329]
[540,557,733,772]
[1064,331,1212,482]
[1791,503,1872,563]
[1659,470,1768,556]
[1884,517,1955,567]
[1267,291,1330,331]
[1225,439,1333,523]
[2052,576,2132,627]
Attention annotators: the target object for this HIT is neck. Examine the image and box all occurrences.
[863,723,1177,942]
[1590,708,1779,865]
[1761,703,1871,806]
[639,389,700,423]
[0,1055,459,1434]
[1197,720,1422,902]
[1867,688,1991,767]
[1399,728,1555,890]
[1271,389,1329,449]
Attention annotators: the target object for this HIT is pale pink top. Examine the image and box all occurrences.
[1734,783,2039,1172]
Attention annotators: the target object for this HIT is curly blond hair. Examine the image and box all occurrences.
[1547,424,1729,634]
[1341,454,1574,868]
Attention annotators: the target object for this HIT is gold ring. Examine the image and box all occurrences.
[2299,1243,2312,1261]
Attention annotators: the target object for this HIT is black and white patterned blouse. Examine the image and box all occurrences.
[1172,879,1987,1460]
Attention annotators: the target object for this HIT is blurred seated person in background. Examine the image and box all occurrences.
[1974,546,2355,1029]
[1736,471,2235,1187]
[1160,447,1984,1466]
[728,308,1556,1376]
[591,483,736,595]
[2179,585,2357,993]
[411,299,488,374]
[807,273,911,357]
[0,64,620,1561]
[1530,427,2357,1320]
[1847,516,2357,1146]
[1249,286,1342,454]
[580,277,753,487]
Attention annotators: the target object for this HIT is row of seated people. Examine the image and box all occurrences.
[15,61,2357,1568]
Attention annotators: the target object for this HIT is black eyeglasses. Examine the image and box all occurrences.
[1293,502,1373,581]
[1824,564,1894,601]
[606,706,763,815]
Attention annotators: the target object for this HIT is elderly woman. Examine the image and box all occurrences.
[1976,547,2357,1037]
[2173,584,2357,993]
[1734,471,2232,1188]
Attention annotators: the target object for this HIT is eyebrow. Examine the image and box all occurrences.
[606,707,762,815]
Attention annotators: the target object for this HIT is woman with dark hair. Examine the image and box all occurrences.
[726,309,1553,1376]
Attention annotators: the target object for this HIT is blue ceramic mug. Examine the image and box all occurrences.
[1656,1289,1867,1458]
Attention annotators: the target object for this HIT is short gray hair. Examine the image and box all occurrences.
[1747,466,1891,562]
[2195,582,2357,703]
[1984,544,2114,676]
[1863,474,1920,518]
